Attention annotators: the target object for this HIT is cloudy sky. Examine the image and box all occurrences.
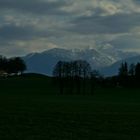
[0,0,140,56]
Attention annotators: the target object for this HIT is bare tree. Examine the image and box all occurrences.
[53,60,91,94]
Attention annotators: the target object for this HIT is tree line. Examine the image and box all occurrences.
[53,60,101,95]
[53,60,91,78]
[117,62,140,87]
[0,55,26,76]
[53,60,140,94]
[119,62,140,77]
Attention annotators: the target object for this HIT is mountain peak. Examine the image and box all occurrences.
[23,47,139,76]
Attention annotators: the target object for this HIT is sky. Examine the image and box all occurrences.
[0,0,140,57]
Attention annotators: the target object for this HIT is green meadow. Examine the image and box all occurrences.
[0,74,140,139]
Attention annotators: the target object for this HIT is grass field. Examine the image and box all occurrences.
[0,74,140,139]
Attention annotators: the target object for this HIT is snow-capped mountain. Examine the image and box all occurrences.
[98,44,139,62]
[23,48,140,76]
[23,48,113,75]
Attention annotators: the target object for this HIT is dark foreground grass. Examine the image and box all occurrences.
[0,75,140,139]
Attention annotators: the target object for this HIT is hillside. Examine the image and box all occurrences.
[0,73,54,94]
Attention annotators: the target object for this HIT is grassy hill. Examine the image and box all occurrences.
[0,73,55,95]
[0,74,140,139]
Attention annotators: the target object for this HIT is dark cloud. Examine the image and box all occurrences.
[0,25,35,40]
[0,24,53,42]
[0,0,140,56]
[133,0,140,4]
[0,0,70,15]
[66,13,140,34]
[110,34,140,50]
[0,25,39,43]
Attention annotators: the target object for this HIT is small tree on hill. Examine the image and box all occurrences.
[14,57,27,74]
[129,63,135,76]
[118,62,128,77]
[135,63,140,78]
[0,56,7,71]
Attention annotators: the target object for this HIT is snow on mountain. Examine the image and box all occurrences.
[23,48,114,75]
[23,47,140,76]
[98,44,139,62]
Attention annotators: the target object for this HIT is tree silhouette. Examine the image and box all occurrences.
[0,56,7,70]
[53,61,65,94]
[129,63,135,76]
[0,55,27,77]
[135,63,140,78]
[14,57,26,74]
[53,60,91,94]
[118,62,128,77]
[6,57,26,75]
[0,55,8,76]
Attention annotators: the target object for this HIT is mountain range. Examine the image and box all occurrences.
[22,47,140,76]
